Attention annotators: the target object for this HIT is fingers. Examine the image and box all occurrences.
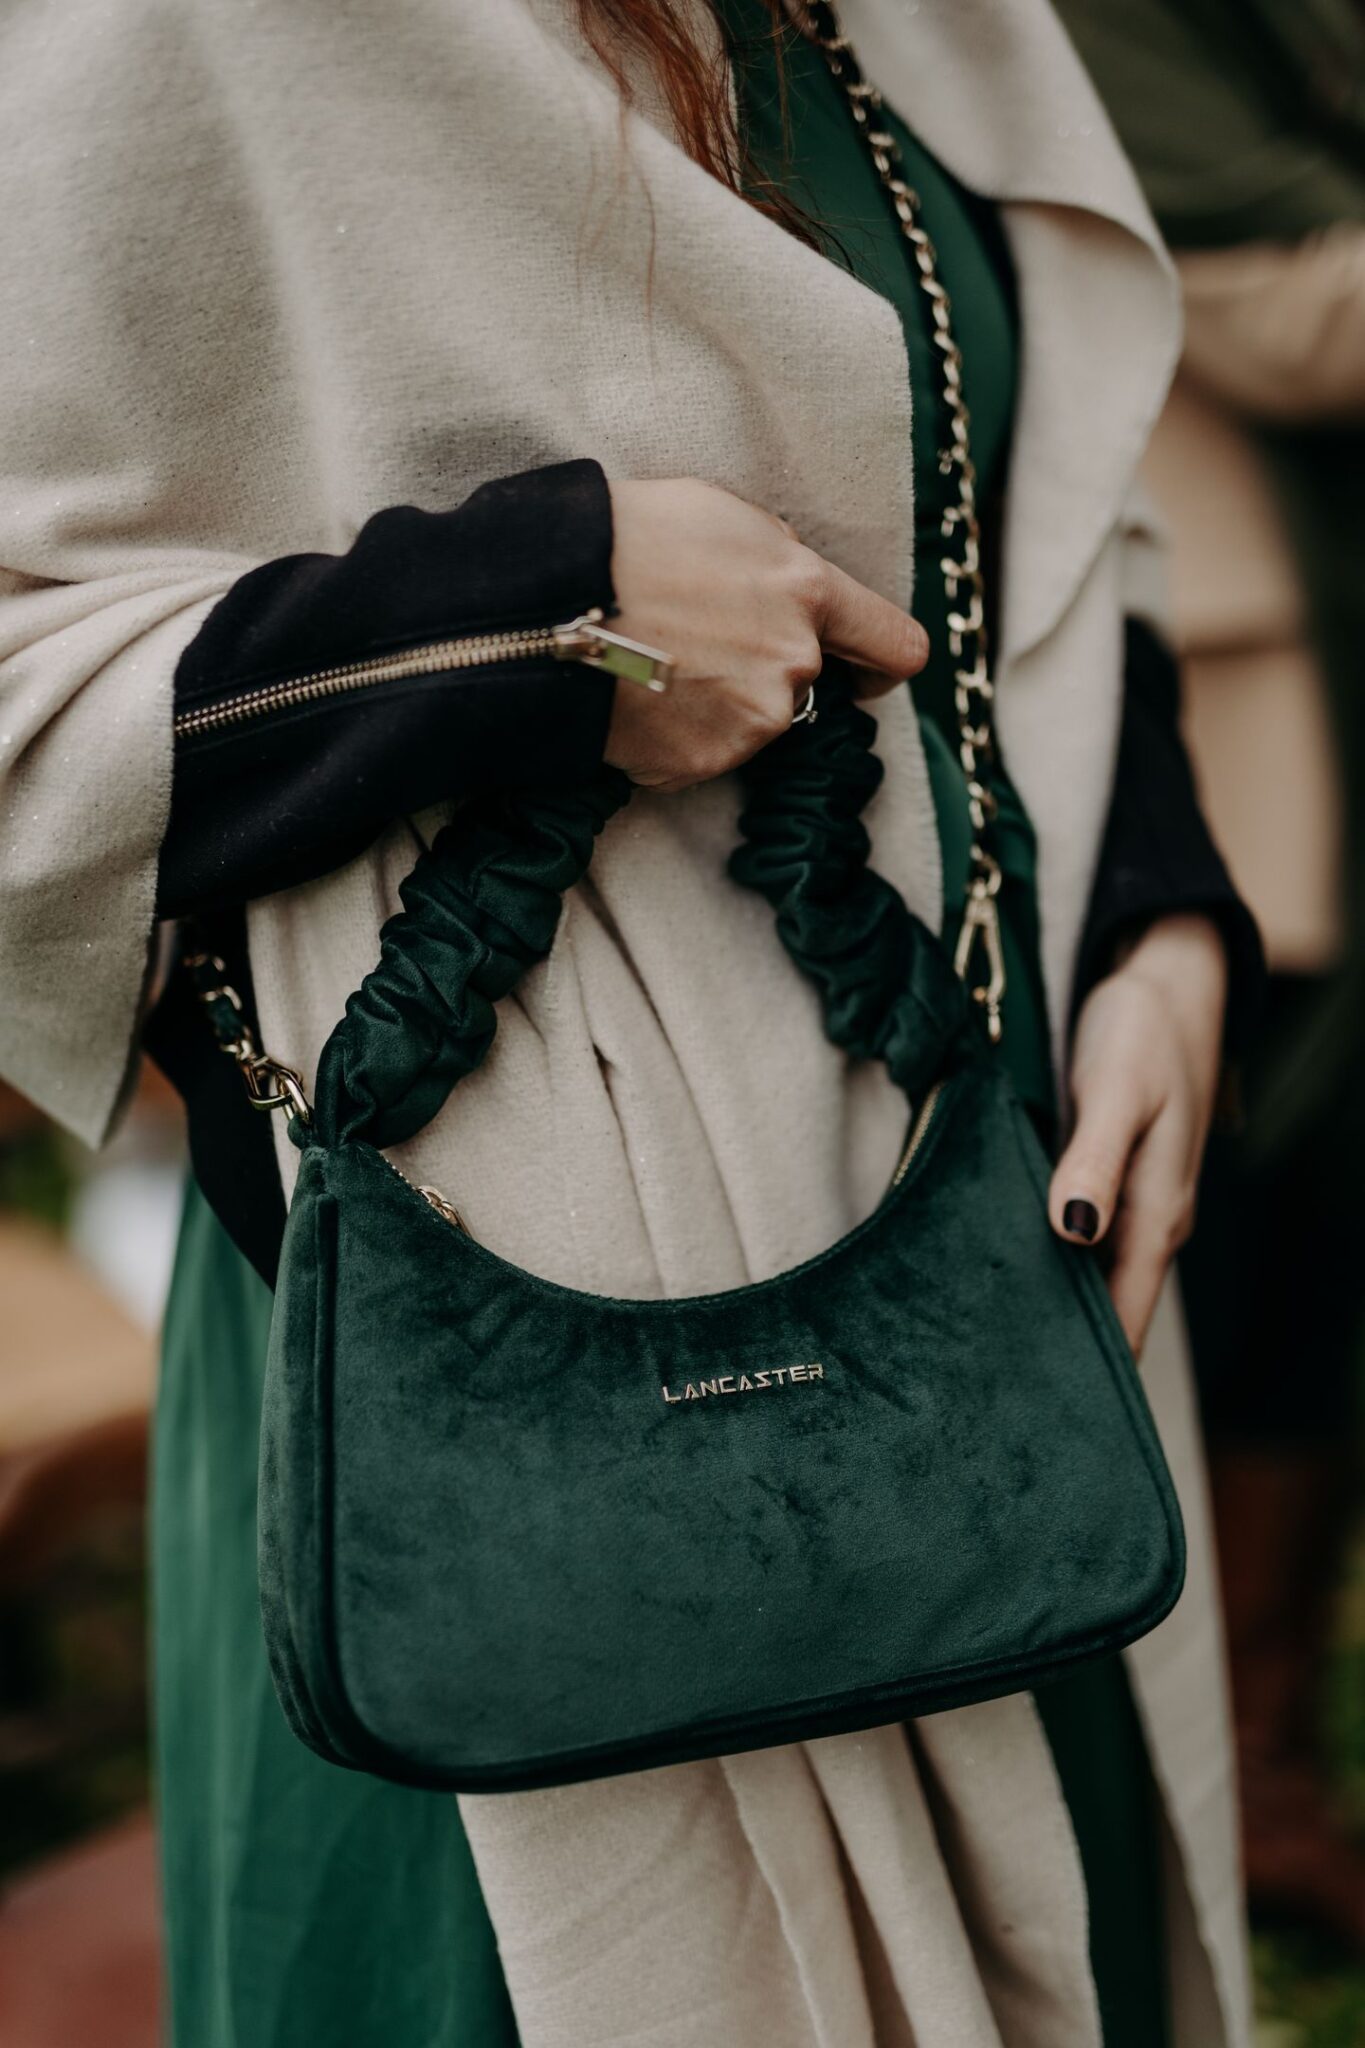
[1049,1063,1153,1250]
[844,662,912,702]
[603,480,931,785]
[807,554,929,684]
[1104,1119,1197,1354]
[1106,1218,1170,1358]
[1051,951,1215,1356]
[1050,981,1197,1352]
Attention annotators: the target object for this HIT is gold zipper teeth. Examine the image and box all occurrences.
[379,1152,472,1235]
[890,1078,944,1191]
[175,607,674,739]
[173,627,565,739]
[415,1182,470,1234]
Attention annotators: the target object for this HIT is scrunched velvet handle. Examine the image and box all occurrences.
[728,685,967,1102]
[311,680,967,1149]
[310,769,631,1147]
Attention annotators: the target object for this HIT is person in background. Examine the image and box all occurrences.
[1057,0,1365,1951]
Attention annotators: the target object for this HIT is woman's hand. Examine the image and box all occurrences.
[1049,914,1228,1355]
[604,479,929,792]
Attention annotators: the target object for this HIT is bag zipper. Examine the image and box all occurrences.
[408,1077,947,1239]
[415,1181,470,1235]
[172,607,673,739]
[190,889,946,1244]
[889,1078,944,1192]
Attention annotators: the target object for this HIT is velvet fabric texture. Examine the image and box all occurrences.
[257,698,1185,1792]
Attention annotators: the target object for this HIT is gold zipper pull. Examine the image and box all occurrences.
[553,609,673,693]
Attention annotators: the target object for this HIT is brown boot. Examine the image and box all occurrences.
[1211,1444,1365,1951]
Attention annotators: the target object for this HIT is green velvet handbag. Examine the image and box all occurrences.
[231,679,1184,1796]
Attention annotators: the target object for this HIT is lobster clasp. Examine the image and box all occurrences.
[953,889,1006,1044]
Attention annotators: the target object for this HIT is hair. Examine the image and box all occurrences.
[574,0,817,244]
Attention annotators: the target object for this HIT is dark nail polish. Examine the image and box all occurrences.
[1063,1198,1099,1243]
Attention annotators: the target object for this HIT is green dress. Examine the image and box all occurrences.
[154,19,1164,2048]
[156,1188,518,2048]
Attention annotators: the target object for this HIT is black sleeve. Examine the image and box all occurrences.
[1073,617,1265,1052]
[158,459,618,918]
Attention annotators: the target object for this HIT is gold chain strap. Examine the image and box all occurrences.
[184,947,313,1122]
[795,0,1006,1041]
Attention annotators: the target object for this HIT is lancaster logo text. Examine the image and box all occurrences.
[661,1365,825,1404]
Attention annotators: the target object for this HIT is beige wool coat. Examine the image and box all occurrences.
[0,0,1248,2042]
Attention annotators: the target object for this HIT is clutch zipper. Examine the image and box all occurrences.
[172,607,673,739]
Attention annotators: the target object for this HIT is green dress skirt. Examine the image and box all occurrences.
[154,19,1168,2046]
[155,1187,518,2048]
